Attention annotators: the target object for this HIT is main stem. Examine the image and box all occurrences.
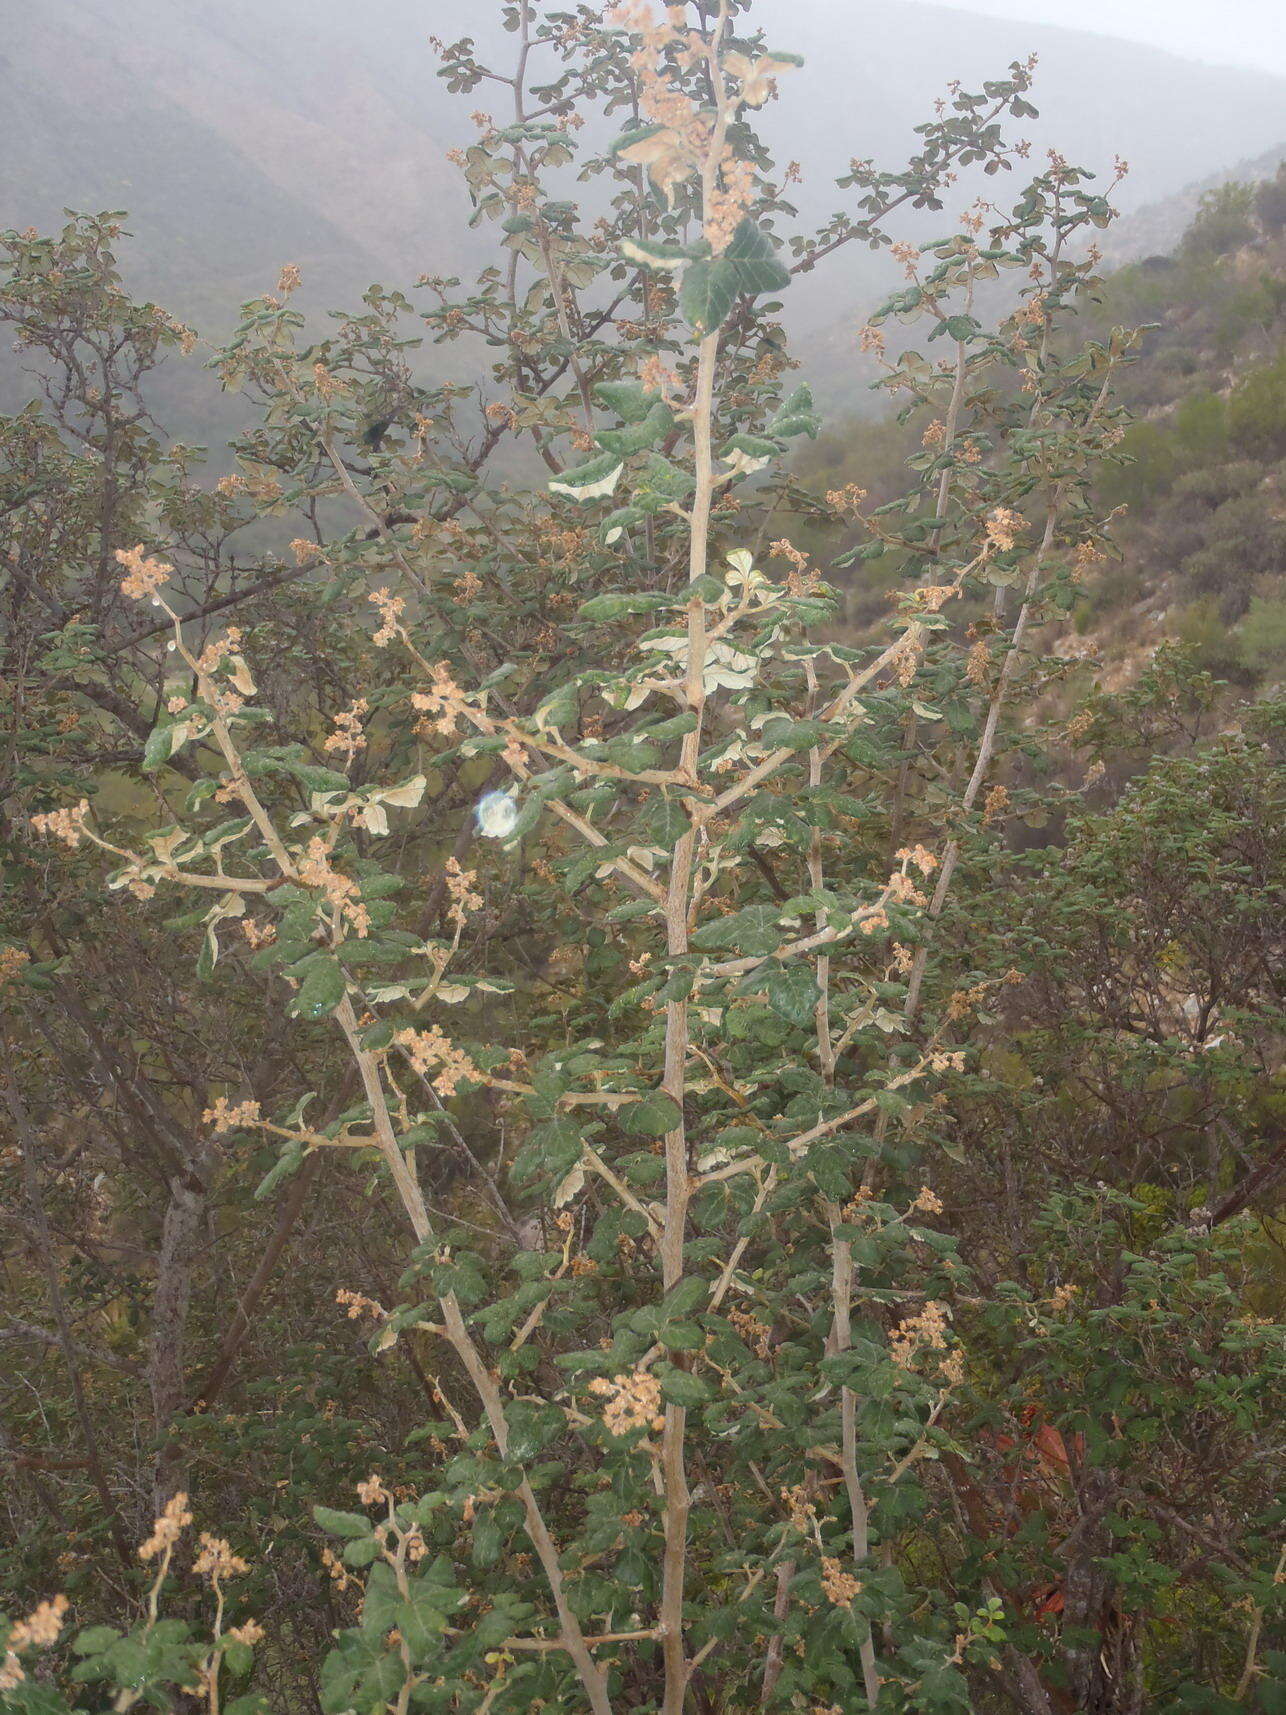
[658,320,719,1715]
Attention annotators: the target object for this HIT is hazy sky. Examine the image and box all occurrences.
[929,0,1286,78]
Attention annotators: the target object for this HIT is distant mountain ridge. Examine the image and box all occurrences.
[3,0,1286,340]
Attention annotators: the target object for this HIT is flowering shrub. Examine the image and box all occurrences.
[2,4,1281,1714]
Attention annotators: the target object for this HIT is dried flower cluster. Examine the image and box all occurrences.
[192,1533,249,1582]
[202,1096,262,1134]
[115,543,172,601]
[394,1025,480,1098]
[369,586,406,647]
[30,798,90,848]
[139,1491,193,1561]
[298,837,371,938]
[336,1287,386,1322]
[324,698,369,764]
[985,507,1026,552]
[889,1300,963,1383]
[589,1368,666,1436]
[820,1557,862,1606]
[411,663,470,736]
[444,856,483,929]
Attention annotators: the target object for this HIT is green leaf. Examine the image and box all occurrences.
[766,963,820,1027]
[723,218,791,295]
[142,719,192,772]
[681,257,738,334]
[621,1089,682,1137]
[578,589,674,622]
[768,384,819,440]
[313,1505,373,1539]
[70,1626,121,1655]
[293,957,347,1020]
[595,400,674,457]
[600,505,646,545]
[594,379,659,423]
[619,235,691,273]
[548,454,624,502]
[659,1319,705,1351]
[943,313,981,342]
[682,220,791,332]
[657,1364,713,1408]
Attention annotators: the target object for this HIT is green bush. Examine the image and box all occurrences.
[1228,350,1286,459]
[1237,592,1286,678]
[1181,180,1257,258]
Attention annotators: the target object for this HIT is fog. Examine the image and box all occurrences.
[928,0,1286,77]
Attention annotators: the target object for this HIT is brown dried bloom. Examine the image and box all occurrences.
[889,1301,950,1372]
[6,1595,69,1652]
[825,483,868,516]
[896,845,937,877]
[445,856,483,930]
[911,1186,944,1216]
[929,1050,966,1073]
[395,1026,480,1098]
[321,1545,352,1591]
[240,917,276,950]
[894,634,923,687]
[227,1619,264,1647]
[982,783,1010,825]
[411,662,470,737]
[324,698,369,764]
[728,1306,772,1359]
[357,1473,388,1506]
[705,152,756,255]
[139,1491,193,1561]
[589,1369,665,1437]
[985,507,1026,552]
[1073,539,1106,579]
[781,1483,816,1533]
[277,263,302,296]
[369,586,406,648]
[821,1557,862,1605]
[115,544,172,602]
[298,837,371,938]
[193,1534,249,1582]
[336,1287,386,1322]
[30,798,91,848]
[914,583,957,612]
[202,1097,262,1135]
[640,354,680,398]
[887,870,928,908]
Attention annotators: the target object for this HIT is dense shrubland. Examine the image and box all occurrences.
[0,4,1281,1714]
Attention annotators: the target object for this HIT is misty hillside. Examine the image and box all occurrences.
[0,0,477,328]
[1099,143,1286,265]
[3,0,1286,339]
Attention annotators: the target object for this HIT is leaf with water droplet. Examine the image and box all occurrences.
[294,956,346,1019]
